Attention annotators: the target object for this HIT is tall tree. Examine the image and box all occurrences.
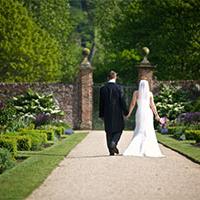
[93,0,200,82]
[21,0,82,82]
[0,0,61,82]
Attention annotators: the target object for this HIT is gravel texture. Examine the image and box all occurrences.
[27,131,200,200]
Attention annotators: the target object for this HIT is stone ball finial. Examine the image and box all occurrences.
[142,47,150,57]
[82,48,90,57]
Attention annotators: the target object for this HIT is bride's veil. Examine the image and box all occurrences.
[138,80,150,102]
[135,80,150,133]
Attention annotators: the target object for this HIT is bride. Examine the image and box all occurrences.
[123,79,164,157]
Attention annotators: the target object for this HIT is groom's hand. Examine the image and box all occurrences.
[125,114,130,119]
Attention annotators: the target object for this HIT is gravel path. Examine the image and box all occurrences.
[27,131,200,200]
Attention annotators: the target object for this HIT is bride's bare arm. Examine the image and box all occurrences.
[127,91,137,118]
[150,92,160,121]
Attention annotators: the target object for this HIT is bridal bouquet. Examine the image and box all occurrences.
[160,117,168,134]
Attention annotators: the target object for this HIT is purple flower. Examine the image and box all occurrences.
[178,112,200,124]
[35,113,50,127]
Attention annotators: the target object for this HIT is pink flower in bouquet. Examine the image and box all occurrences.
[160,117,167,125]
[160,116,168,134]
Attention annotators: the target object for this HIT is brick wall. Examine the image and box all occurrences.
[0,83,77,128]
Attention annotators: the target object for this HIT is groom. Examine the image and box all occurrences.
[99,71,128,155]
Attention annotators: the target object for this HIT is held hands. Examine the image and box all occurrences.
[125,112,131,119]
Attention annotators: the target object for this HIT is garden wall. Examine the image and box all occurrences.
[153,80,200,99]
[0,83,78,128]
[0,80,199,130]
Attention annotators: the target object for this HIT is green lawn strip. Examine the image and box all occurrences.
[0,132,88,200]
[157,133,200,164]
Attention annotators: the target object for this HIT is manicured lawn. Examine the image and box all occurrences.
[157,132,200,164]
[0,132,88,200]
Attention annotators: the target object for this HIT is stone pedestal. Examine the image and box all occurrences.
[79,53,93,130]
[136,49,155,90]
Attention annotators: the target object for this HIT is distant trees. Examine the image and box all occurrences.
[21,0,82,82]
[92,0,200,83]
[0,0,81,83]
[0,0,61,82]
[0,0,199,83]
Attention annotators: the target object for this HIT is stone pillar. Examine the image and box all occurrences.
[79,48,93,130]
[136,47,155,90]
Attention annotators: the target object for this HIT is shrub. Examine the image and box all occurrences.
[185,130,200,143]
[2,134,32,151]
[154,85,189,120]
[54,127,64,138]
[40,130,55,141]
[0,138,17,156]
[12,89,64,125]
[0,100,16,132]
[167,126,188,140]
[34,113,51,128]
[39,125,64,139]
[51,120,71,129]
[19,130,47,150]
[0,148,16,174]
[16,136,32,151]
[0,0,61,82]
[177,112,200,125]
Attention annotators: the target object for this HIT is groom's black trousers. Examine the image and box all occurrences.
[106,131,122,153]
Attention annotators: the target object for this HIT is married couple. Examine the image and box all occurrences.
[99,70,164,157]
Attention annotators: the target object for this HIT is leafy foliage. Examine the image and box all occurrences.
[0,101,16,132]
[21,0,82,82]
[0,148,16,174]
[12,89,64,125]
[93,0,200,82]
[0,0,61,82]
[154,84,189,120]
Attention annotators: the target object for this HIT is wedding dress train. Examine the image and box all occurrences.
[123,80,164,157]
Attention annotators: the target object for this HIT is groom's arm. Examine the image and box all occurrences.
[118,85,128,116]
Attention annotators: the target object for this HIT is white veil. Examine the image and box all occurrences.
[135,80,150,133]
[138,80,150,102]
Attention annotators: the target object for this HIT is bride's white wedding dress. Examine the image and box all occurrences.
[123,80,164,157]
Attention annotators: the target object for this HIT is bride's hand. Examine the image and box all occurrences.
[155,115,160,122]
[126,113,131,119]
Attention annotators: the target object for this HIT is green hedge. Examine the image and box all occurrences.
[168,126,187,135]
[53,127,64,138]
[18,130,47,150]
[0,138,17,156]
[2,134,31,151]
[185,130,200,143]
[39,125,64,139]
[42,130,55,141]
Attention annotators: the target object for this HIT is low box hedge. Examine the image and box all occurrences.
[2,134,31,151]
[18,130,47,150]
[54,127,64,138]
[0,138,17,156]
[168,126,187,135]
[42,130,54,141]
[185,130,200,143]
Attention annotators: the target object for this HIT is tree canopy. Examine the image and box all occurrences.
[0,0,61,82]
[92,0,200,83]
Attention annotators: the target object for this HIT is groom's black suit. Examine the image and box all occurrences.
[99,82,128,154]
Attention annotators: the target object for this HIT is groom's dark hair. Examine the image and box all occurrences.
[108,70,117,80]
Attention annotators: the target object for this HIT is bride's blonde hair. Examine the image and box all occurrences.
[140,75,148,80]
